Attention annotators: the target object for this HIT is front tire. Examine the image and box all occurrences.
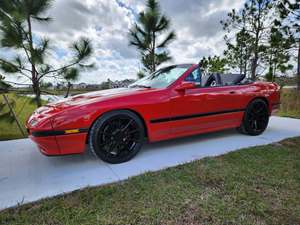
[238,99,269,136]
[89,110,145,164]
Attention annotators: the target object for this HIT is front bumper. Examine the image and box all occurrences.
[29,135,61,155]
[28,129,88,156]
[26,105,90,156]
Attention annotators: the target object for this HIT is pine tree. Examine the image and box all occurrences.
[221,0,275,79]
[264,28,294,81]
[277,0,300,90]
[129,0,176,73]
[199,56,228,74]
[224,29,253,77]
[0,0,94,106]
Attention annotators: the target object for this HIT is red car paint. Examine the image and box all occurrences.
[26,64,280,156]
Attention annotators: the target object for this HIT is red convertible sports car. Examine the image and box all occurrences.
[26,64,280,163]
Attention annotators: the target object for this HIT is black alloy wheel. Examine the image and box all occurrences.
[238,99,269,136]
[89,110,145,164]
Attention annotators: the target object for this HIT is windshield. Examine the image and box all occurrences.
[129,65,191,89]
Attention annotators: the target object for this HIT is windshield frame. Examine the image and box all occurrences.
[129,64,194,89]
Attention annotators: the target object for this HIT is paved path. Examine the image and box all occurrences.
[1,116,300,211]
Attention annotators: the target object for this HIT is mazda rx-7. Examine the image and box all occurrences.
[26,64,280,163]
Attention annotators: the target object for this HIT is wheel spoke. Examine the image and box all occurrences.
[109,141,120,155]
[99,138,112,147]
[117,118,122,128]
[95,115,142,159]
[254,120,258,130]
[121,119,133,132]
[99,131,112,136]
[249,119,255,129]
[128,129,139,134]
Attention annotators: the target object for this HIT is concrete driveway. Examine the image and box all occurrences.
[1,116,300,211]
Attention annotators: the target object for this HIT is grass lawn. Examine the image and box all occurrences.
[0,137,299,225]
[0,91,83,141]
[278,89,300,119]
[0,93,38,140]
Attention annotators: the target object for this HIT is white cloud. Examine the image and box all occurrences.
[3,0,245,84]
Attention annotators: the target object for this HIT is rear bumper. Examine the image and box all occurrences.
[28,131,88,156]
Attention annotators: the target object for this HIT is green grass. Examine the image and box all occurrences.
[0,93,39,140]
[1,137,300,225]
[278,89,300,119]
[0,91,89,141]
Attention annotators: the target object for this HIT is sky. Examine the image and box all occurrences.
[3,0,245,85]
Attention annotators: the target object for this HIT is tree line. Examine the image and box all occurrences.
[221,0,299,83]
[130,0,300,89]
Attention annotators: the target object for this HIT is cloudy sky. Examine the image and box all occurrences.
[4,0,245,84]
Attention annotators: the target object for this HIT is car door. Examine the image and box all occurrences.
[170,69,244,137]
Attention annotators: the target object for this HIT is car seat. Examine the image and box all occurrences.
[204,73,222,87]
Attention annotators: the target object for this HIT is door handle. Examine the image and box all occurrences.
[229,91,236,94]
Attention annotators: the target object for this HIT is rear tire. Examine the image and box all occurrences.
[238,99,269,136]
[89,110,145,164]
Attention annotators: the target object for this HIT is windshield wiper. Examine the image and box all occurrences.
[130,84,151,89]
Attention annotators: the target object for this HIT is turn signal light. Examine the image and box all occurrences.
[64,129,80,134]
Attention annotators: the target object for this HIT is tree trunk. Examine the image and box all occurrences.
[65,82,72,98]
[239,46,243,75]
[244,48,248,78]
[251,10,261,81]
[273,63,277,83]
[27,16,41,107]
[251,51,258,80]
[152,31,156,73]
[297,41,300,91]
[243,58,247,78]
[32,78,42,107]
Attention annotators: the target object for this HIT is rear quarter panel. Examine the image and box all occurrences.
[230,81,280,114]
[250,82,280,114]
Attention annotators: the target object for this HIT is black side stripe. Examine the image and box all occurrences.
[150,108,245,124]
[31,128,89,137]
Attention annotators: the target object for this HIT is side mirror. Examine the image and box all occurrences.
[175,82,196,92]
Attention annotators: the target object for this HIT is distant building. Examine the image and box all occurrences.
[56,83,66,90]
[110,79,135,88]
[78,83,87,89]
[71,79,136,90]
[86,84,100,89]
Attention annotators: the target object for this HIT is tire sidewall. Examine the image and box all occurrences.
[242,99,269,136]
[89,110,145,164]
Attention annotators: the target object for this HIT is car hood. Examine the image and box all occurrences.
[46,87,152,110]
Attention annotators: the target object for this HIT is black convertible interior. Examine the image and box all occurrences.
[202,73,251,87]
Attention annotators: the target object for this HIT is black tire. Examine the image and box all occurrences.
[238,99,269,136]
[89,110,145,164]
